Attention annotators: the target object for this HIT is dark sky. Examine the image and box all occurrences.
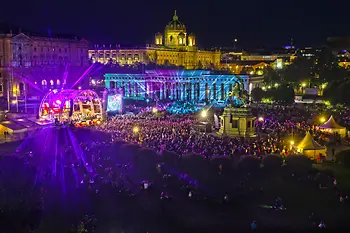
[1,0,350,49]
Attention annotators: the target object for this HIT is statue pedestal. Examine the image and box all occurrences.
[217,106,256,137]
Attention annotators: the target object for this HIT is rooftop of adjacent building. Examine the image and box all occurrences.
[0,22,86,42]
[89,44,220,52]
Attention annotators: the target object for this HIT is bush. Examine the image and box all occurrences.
[262,154,283,170]
[118,143,141,163]
[238,155,260,172]
[335,150,350,167]
[211,156,232,172]
[136,148,158,163]
[112,139,125,147]
[180,154,209,176]
[135,148,158,180]
[286,155,312,173]
[160,150,179,167]
[178,154,213,186]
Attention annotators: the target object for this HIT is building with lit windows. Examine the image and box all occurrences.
[89,11,221,70]
[0,30,89,111]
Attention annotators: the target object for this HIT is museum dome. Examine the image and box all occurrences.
[165,10,186,31]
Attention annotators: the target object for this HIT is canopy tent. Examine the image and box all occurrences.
[0,121,28,134]
[319,115,346,138]
[296,132,327,160]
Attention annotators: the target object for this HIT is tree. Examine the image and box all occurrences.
[251,87,264,102]
[324,78,350,106]
[274,84,295,104]
[313,48,342,83]
[263,66,281,85]
[282,56,314,87]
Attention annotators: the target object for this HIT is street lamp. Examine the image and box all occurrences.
[201,110,208,118]
[233,38,238,49]
[152,107,158,113]
[133,126,140,133]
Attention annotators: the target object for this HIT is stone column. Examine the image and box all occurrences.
[159,82,163,100]
[188,83,192,101]
[163,82,167,100]
[124,82,128,97]
[199,82,205,101]
[182,83,186,101]
[224,83,229,100]
[213,83,217,100]
[134,82,138,97]
[172,83,176,100]
[221,83,225,100]
[146,82,150,98]
[205,83,209,100]
[165,82,168,99]
[177,83,180,100]
[191,83,195,101]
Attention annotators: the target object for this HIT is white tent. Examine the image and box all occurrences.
[296,132,327,160]
[319,115,346,138]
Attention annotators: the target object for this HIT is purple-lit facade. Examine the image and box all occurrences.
[104,70,264,102]
[0,32,89,112]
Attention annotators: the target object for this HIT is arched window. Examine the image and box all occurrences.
[42,80,47,86]
[57,79,61,86]
[50,80,54,86]
[19,83,24,91]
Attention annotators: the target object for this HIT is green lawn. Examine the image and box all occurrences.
[0,141,22,154]
[313,163,350,191]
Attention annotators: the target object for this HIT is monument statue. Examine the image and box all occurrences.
[226,81,248,107]
[218,81,256,137]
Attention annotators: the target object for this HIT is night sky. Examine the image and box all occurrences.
[1,0,349,49]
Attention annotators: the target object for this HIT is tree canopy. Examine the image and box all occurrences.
[258,48,350,106]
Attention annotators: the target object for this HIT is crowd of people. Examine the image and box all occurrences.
[96,114,285,159]
[0,103,349,232]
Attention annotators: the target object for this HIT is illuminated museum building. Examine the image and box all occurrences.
[103,70,263,102]
[88,11,221,69]
[0,31,89,108]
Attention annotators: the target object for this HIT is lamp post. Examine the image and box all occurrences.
[233,38,238,50]
[200,110,208,133]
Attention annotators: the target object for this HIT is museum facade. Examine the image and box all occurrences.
[104,70,263,102]
[89,11,221,70]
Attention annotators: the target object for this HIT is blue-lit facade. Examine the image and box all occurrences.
[104,70,263,102]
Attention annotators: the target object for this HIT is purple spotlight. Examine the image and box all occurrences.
[56,100,62,105]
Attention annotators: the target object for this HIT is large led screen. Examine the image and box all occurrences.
[107,94,122,113]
